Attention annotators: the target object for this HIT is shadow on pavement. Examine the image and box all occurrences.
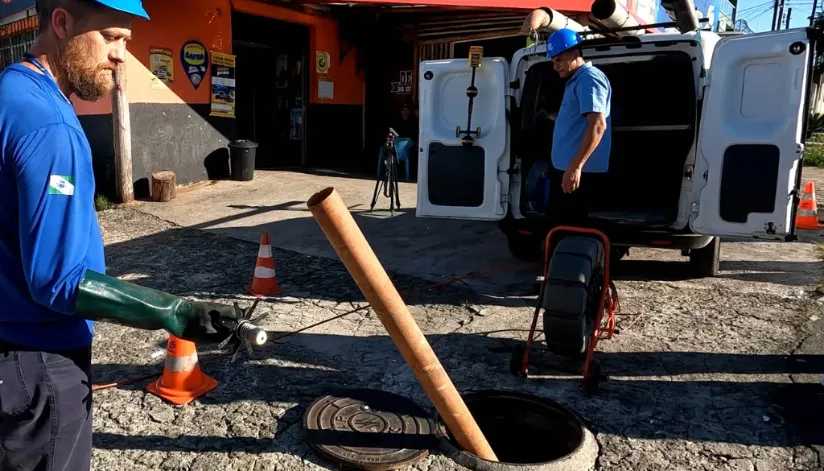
[103,212,823,315]
[91,332,824,451]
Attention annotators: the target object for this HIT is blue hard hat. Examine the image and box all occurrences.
[546,28,582,58]
[92,0,150,20]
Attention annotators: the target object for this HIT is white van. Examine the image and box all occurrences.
[416,28,818,281]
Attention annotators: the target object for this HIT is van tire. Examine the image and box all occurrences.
[689,236,720,278]
[541,237,604,360]
[506,232,541,262]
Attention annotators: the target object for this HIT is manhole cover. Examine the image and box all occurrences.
[303,389,437,471]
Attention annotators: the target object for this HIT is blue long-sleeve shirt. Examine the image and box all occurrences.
[0,62,105,351]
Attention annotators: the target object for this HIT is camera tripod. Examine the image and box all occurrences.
[370,127,402,214]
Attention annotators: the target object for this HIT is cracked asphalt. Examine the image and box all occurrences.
[90,207,824,471]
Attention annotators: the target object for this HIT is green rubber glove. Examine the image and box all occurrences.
[73,269,239,344]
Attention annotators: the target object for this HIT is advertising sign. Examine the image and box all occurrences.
[315,51,330,74]
[180,40,208,90]
[210,51,236,118]
[656,0,734,31]
[0,0,35,19]
[149,47,174,89]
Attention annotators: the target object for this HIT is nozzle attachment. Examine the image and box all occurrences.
[217,298,270,361]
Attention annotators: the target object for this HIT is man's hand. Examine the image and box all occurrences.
[180,301,241,344]
[520,9,551,35]
[562,166,582,193]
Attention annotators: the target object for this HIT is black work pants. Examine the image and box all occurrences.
[0,339,93,471]
[547,167,607,228]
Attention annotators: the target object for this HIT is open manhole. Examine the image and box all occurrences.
[437,390,598,471]
[303,389,439,471]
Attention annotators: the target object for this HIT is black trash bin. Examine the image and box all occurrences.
[229,139,258,182]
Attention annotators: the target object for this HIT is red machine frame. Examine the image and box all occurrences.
[516,225,619,392]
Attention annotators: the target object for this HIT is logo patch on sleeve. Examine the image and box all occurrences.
[48,175,75,196]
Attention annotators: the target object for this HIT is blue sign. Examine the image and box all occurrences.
[180,40,208,90]
[657,0,735,31]
[0,0,36,19]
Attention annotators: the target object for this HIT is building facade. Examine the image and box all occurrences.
[1,0,650,200]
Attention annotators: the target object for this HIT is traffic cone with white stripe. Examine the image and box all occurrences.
[796,181,823,230]
[146,335,218,405]
[246,231,284,296]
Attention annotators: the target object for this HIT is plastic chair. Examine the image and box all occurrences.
[377,137,414,182]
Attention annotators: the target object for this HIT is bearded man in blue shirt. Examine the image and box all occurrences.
[544,28,612,228]
[0,1,243,469]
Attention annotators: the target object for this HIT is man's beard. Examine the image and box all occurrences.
[55,36,115,102]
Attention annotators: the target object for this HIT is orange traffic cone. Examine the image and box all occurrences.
[246,232,284,296]
[796,181,823,230]
[146,335,218,405]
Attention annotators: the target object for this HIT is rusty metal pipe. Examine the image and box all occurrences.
[307,187,499,462]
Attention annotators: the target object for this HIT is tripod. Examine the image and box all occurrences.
[370,127,402,214]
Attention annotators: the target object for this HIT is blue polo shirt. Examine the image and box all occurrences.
[551,62,612,173]
[0,62,105,351]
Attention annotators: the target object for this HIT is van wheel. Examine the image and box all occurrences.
[506,232,541,262]
[541,236,604,360]
[689,237,720,278]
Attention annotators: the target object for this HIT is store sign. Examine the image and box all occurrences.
[210,51,236,118]
[656,0,734,31]
[180,40,208,90]
[149,47,174,89]
[391,70,413,94]
[316,51,330,74]
[0,0,35,18]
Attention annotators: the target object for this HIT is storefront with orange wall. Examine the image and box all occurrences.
[70,0,366,199]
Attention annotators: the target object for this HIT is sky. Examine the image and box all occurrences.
[734,0,821,31]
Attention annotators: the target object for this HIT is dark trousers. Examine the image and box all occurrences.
[0,339,93,471]
[547,167,607,228]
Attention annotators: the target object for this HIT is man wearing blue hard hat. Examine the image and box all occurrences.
[544,26,612,227]
[0,1,244,469]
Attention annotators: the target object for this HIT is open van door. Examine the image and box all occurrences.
[690,28,817,240]
[416,55,510,220]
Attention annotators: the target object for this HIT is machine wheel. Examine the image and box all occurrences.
[506,231,541,262]
[689,236,720,278]
[541,236,604,360]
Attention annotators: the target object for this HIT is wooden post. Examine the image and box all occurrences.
[111,66,134,204]
[151,171,177,202]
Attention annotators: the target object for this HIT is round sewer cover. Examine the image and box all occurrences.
[303,388,438,471]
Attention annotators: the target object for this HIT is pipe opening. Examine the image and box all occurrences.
[439,390,585,466]
[307,187,336,208]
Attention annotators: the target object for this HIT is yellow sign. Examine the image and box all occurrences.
[149,47,173,89]
[210,51,236,118]
[468,46,484,68]
[182,43,207,66]
[316,51,330,74]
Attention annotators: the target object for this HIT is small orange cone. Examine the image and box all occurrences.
[246,232,284,296]
[796,181,823,230]
[146,335,218,405]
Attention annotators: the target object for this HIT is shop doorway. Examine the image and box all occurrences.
[232,13,309,168]
[452,35,525,61]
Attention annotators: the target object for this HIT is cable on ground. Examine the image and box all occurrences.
[92,261,535,392]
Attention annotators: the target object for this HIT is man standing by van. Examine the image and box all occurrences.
[544,27,612,227]
[0,1,242,469]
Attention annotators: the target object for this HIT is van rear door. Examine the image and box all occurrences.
[689,28,817,239]
[416,56,511,220]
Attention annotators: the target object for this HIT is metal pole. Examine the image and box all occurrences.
[786,7,792,28]
[773,0,780,30]
[811,0,819,26]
